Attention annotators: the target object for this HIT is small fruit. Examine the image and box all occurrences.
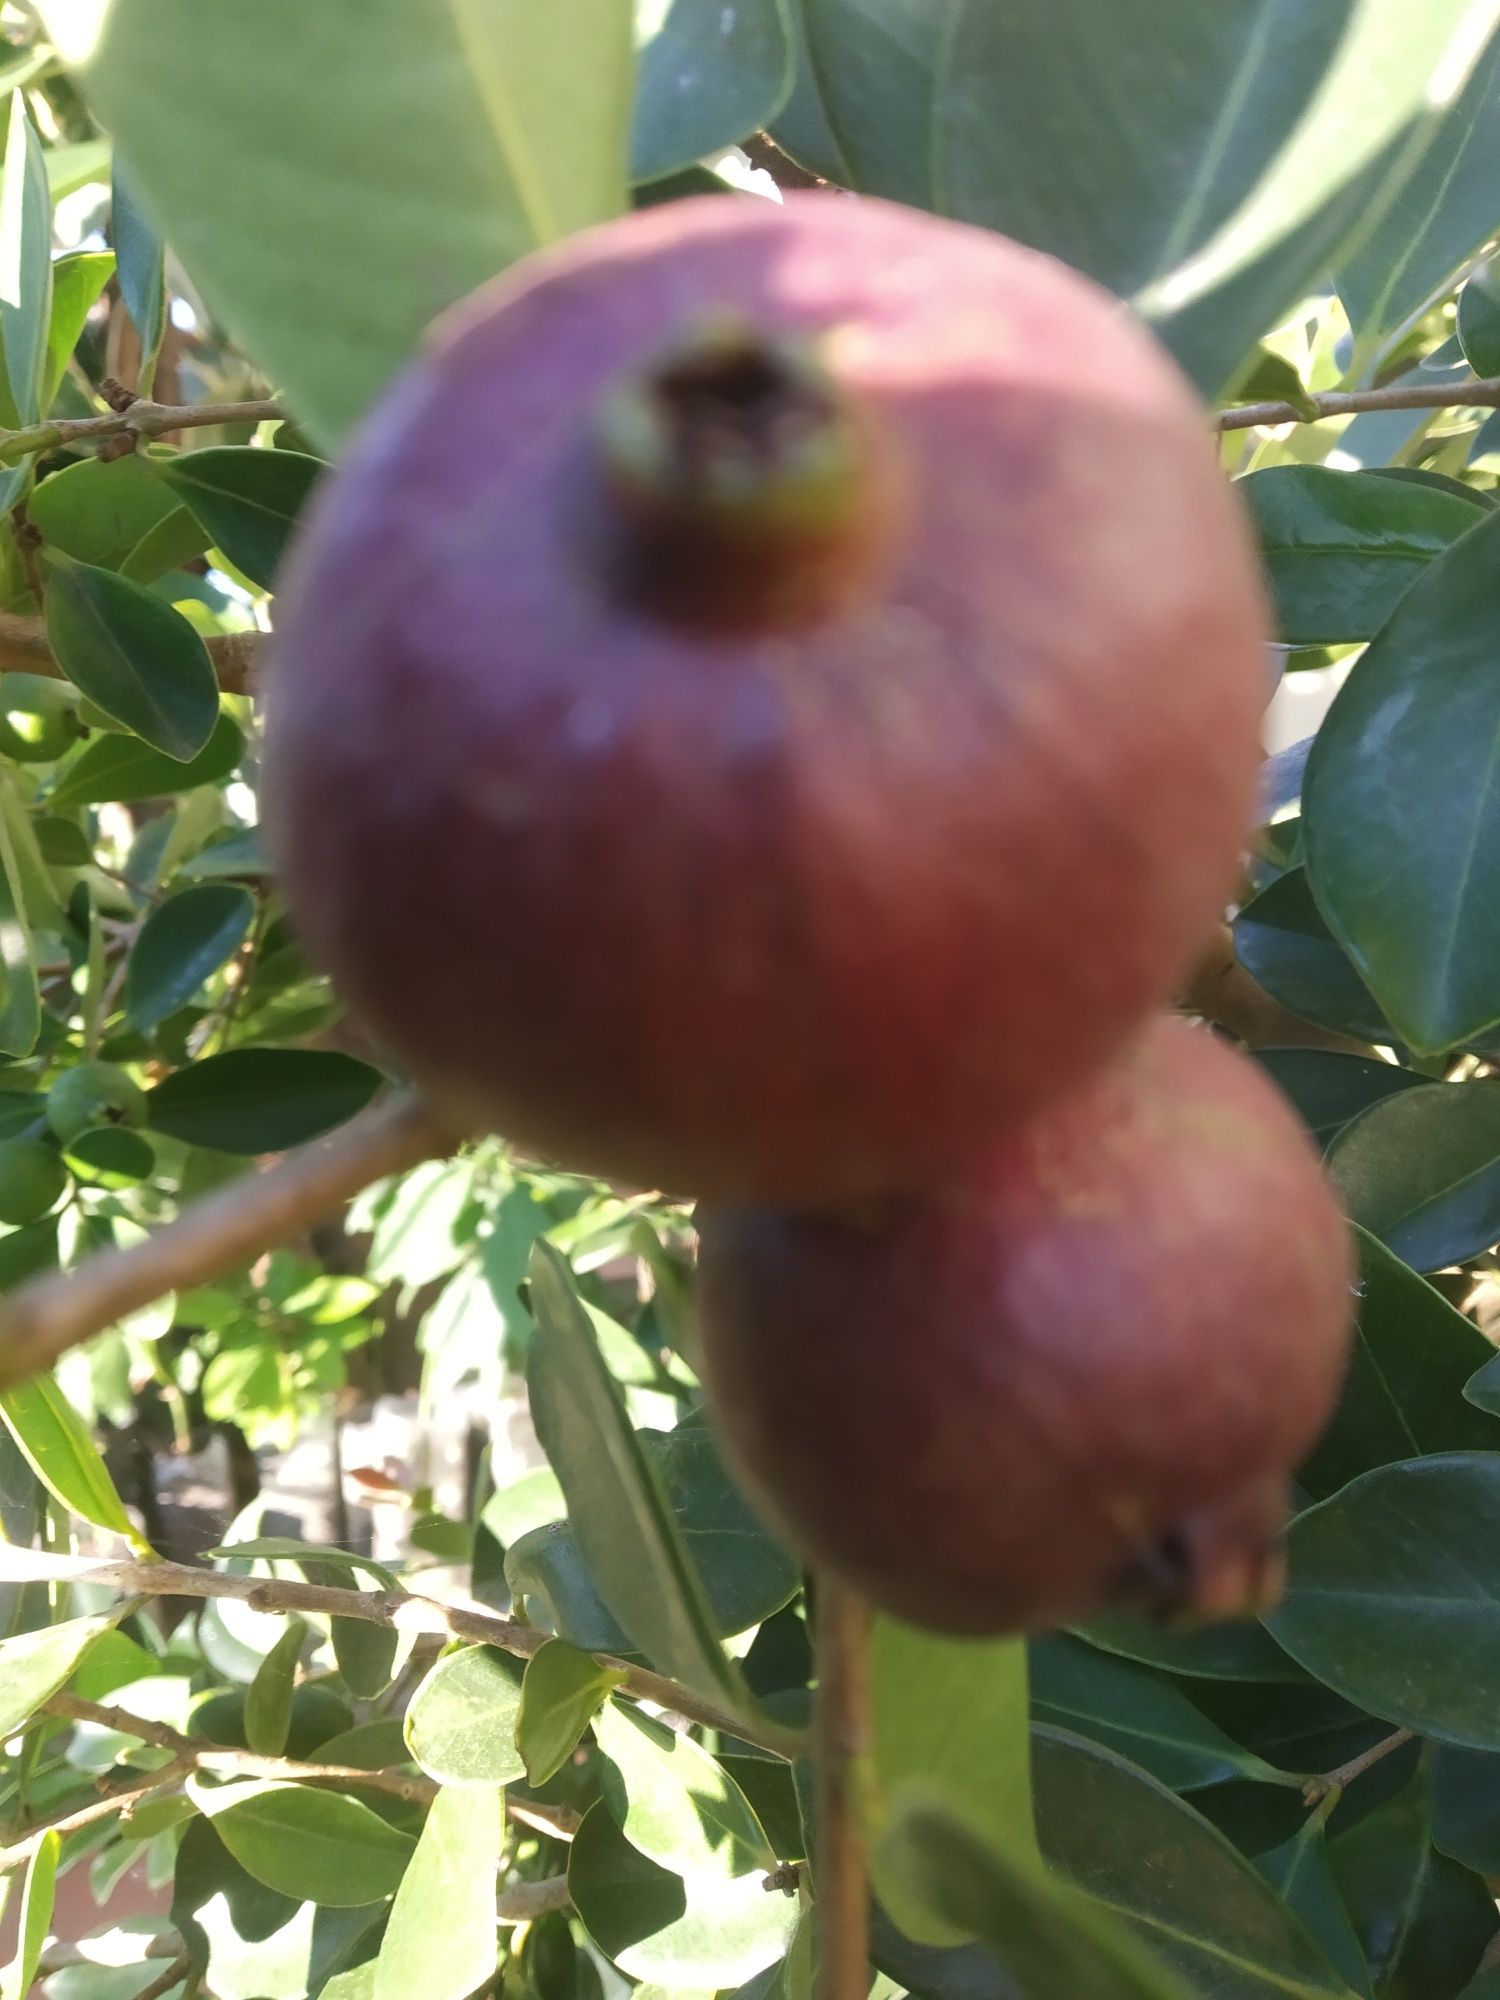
[46,1061,148,1144]
[265,192,1268,1202]
[695,1018,1354,1635]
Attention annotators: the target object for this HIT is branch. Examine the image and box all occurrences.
[496,1876,572,1923]
[1214,374,1500,433]
[131,1952,193,2000]
[1302,1727,1416,1806]
[0,608,262,692]
[0,1546,805,1762]
[0,397,285,465]
[1178,924,1375,1054]
[813,1579,872,2000]
[1,1762,191,1874]
[0,1091,463,1392]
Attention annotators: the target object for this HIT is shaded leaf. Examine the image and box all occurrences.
[147,1049,382,1153]
[127,884,254,1030]
[49,709,242,807]
[244,1618,304,1757]
[0,94,52,429]
[153,448,325,592]
[30,453,206,582]
[1256,1050,1423,1153]
[632,0,794,183]
[1234,871,1392,1043]
[43,554,219,761]
[1329,1081,1500,1271]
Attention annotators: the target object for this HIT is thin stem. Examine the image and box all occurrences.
[0,397,284,465]
[1214,374,1500,433]
[1302,1727,1415,1806]
[1,1761,192,1873]
[131,1953,193,2000]
[813,1578,872,2000]
[0,1091,463,1391]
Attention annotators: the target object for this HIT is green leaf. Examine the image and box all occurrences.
[869,1619,1034,1947]
[1073,1615,1305,1683]
[0,1138,66,1226]
[0,778,39,1060]
[527,1242,741,1708]
[1459,257,1500,375]
[1433,1743,1500,1877]
[517,1638,623,1786]
[0,1373,141,1544]
[205,1539,400,1594]
[1304,503,1500,1054]
[29,453,206,582]
[1254,1818,1371,1998]
[50,0,635,445]
[112,158,166,388]
[147,1049,383,1153]
[152,448,326,592]
[42,250,114,413]
[632,0,793,183]
[881,1801,1192,2000]
[1,1830,58,2000]
[568,1799,795,1986]
[48,707,242,807]
[1336,34,1500,362]
[1268,1454,1500,1748]
[596,1698,773,1879]
[0,1613,115,1737]
[1255,1050,1423,1153]
[331,1618,400,1701]
[1328,1080,1500,1271]
[1327,1766,1496,2000]
[1032,1729,1357,1999]
[199,1781,415,1906]
[43,554,219,761]
[405,1644,526,1788]
[127,884,254,1030]
[374,1785,500,2000]
[243,1617,304,1756]
[1242,466,1485,646]
[1233,871,1392,1044]
[0,93,53,429]
[1299,1229,1500,1500]
[1028,1634,1301,1793]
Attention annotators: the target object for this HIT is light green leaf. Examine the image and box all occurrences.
[196,1780,415,1906]
[0,93,53,429]
[517,1638,623,1786]
[405,1644,526,1788]
[0,1613,116,1738]
[0,1373,143,1544]
[595,1698,773,1879]
[0,1830,58,2000]
[42,250,114,413]
[49,0,635,444]
[375,1786,500,2000]
[244,1617,304,1756]
[152,448,325,593]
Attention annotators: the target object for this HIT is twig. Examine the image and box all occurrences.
[813,1578,872,2000]
[1,1761,191,1873]
[2,1547,805,1761]
[1302,1727,1416,1806]
[1214,374,1500,433]
[0,1091,463,1391]
[131,1952,192,2000]
[0,397,285,465]
[0,608,261,693]
[37,1938,183,1975]
[496,1876,572,1923]
[1178,924,1375,1054]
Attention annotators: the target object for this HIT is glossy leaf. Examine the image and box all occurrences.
[1029,1634,1300,1792]
[869,1619,1034,1946]
[1329,1081,1500,1271]
[405,1644,525,1787]
[528,1242,741,1707]
[0,1373,140,1543]
[146,1049,382,1153]
[1233,871,1392,1043]
[0,92,52,428]
[51,0,634,445]
[633,0,794,182]
[127,884,254,1030]
[153,448,325,592]
[568,1799,795,1986]
[517,1639,624,1786]
[1255,1819,1371,1998]
[374,1786,500,2000]
[43,554,219,761]
[1304,503,1500,1053]
[243,1617,304,1756]
[1269,1454,1500,1747]
[200,1780,415,1906]
[1256,1050,1423,1152]
[1242,465,1485,646]
[29,453,206,582]
[0,1612,114,1737]
[49,709,242,808]
[1299,1229,1500,1499]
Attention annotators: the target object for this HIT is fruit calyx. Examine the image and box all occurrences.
[593,319,896,632]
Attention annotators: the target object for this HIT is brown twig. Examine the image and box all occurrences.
[813,1578,872,2000]
[3,1547,805,1761]
[130,1952,192,2000]
[0,397,285,465]
[496,1876,572,1923]
[0,1091,462,1391]
[0,607,261,692]
[1214,374,1500,433]
[1302,1727,1416,1806]
[38,1939,183,1975]
[1179,924,1375,1054]
[1,1761,192,1873]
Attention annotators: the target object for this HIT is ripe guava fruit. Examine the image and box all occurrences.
[695,1018,1354,1635]
[264,192,1269,1202]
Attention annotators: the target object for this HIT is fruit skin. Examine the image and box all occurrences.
[264,191,1269,1203]
[695,1018,1355,1636]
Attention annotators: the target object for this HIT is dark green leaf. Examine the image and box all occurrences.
[1304,503,1500,1054]
[244,1618,304,1756]
[147,1050,382,1153]
[1329,1081,1500,1271]
[0,94,53,428]
[527,1242,742,1708]
[43,554,219,761]
[405,1644,525,1788]
[1433,1744,1500,1874]
[1073,1615,1304,1684]
[29,453,206,582]
[112,157,166,384]
[48,709,242,807]
[1269,1454,1500,1748]
[153,448,326,592]
[1459,258,1500,375]
[1256,1050,1423,1152]
[1241,466,1484,646]
[127,884,254,1030]
[63,1123,155,1188]
[0,1137,66,1226]
[330,1618,399,1701]
[517,1639,623,1787]
[1255,1818,1371,1997]
[632,0,794,183]
[568,1799,795,1986]
[1233,871,1392,1043]
[203,1782,414,1906]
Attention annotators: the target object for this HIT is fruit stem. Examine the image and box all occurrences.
[813,1576,873,2000]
